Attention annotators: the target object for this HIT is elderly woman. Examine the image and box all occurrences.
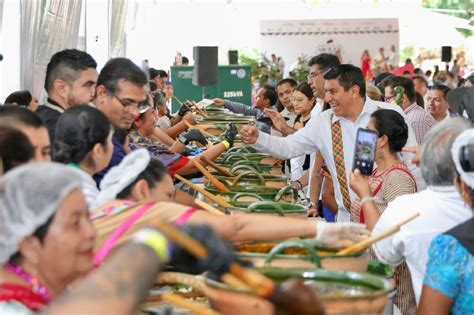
[97,149,370,245]
[417,130,474,315]
[0,163,96,313]
[0,163,239,314]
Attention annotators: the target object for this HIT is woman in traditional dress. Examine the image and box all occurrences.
[129,105,238,176]
[96,149,371,245]
[0,163,241,314]
[349,109,417,315]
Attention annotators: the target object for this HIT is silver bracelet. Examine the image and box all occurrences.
[360,196,376,207]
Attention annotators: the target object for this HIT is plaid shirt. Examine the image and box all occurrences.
[404,103,437,145]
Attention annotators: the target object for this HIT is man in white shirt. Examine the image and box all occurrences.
[272,78,298,137]
[266,55,341,204]
[387,44,398,71]
[371,117,473,303]
[373,47,388,75]
[241,64,421,221]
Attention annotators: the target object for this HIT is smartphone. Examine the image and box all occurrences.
[352,128,378,176]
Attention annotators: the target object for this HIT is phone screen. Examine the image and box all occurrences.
[352,128,378,176]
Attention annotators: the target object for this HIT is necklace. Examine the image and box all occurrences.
[4,262,52,302]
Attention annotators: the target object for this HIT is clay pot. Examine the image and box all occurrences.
[205,267,394,315]
[235,239,368,272]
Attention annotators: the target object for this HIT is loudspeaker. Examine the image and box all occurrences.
[228,50,238,65]
[441,46,452,63]
[192,46,218,86]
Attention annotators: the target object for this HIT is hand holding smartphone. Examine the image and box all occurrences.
[352,128,378,176]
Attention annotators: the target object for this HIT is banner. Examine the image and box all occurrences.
[261,18,399,73]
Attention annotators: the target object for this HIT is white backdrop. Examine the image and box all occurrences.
[260,18,399,73]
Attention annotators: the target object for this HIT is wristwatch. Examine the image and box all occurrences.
[308,202,317,209]
[178,134,189,145]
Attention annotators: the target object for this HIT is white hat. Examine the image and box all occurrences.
[0,163,83,262]
[98,149,151,204]
[451,129,474,189]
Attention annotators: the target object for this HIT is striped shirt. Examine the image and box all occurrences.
[350,163,417,315]
[404,103,437,145]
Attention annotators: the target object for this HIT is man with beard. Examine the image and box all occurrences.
[36,49,98,140]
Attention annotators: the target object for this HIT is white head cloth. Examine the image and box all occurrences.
[98,149,151,205]
[0,163,83,263]
[451,129,474,189]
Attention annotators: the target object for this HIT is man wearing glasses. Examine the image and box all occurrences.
[307,53,341,117]
[37,49,98,141]
[93,58,149,185]
[382,76,436,145]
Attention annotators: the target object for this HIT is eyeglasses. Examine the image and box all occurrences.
[112,94,149,113]
[385,94,397,102]
[307,72,322,81]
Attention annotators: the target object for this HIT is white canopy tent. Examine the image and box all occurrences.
[0,0,472,101]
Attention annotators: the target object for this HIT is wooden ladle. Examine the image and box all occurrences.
[191,158,229,193]
[201,156,235,177]
[337,212,420,256]
[174,174,233,208]
[153,216,324,315]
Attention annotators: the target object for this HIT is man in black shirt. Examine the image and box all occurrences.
[36,49,97,140]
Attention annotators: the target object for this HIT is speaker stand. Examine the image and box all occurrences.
[201,86,209,100]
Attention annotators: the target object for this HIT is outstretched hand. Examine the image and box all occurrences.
[181,129,208,146]
[240,125,259,144]
[402,146,420,166]
[264,108,288,133]
[315,221,370,248]
[212,98,225,106]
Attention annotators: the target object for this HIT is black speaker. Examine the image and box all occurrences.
[192,46,218,86]
[228,50,238,65]
[441,46,452,63]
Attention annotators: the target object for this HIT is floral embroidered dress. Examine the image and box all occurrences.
[128,130,189,174]
[0,284,47,314]
[350,162,417,315]
[423,218,474,315]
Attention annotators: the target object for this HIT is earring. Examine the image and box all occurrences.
[377,150,384,159]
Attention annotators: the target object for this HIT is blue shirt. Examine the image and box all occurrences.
[423,234,474,315]
[93,136,126,187]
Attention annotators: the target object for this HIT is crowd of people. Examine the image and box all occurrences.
[239,53,473,314]
[0,45,473,315]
